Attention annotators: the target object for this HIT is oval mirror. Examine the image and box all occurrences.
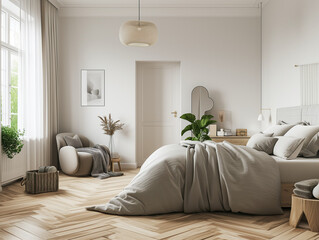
[191,86,214,119]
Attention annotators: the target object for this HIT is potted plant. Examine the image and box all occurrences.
[98,114,124,158]
[180,113,216,142]
[1,125,24,159]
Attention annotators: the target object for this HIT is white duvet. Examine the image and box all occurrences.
[87,141,282,215]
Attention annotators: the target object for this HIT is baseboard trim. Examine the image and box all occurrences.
[116,162,138,170]
[1,175,24,186]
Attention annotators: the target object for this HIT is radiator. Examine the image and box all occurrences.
[300,63,319,105]
[1,146,27,185]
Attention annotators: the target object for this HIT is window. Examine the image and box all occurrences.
[1,4,20,129]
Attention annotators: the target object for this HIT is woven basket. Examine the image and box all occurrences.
[21,170,59,194]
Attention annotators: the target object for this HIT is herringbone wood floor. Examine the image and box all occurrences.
[0,169,319,240]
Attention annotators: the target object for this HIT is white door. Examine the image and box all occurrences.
[136,61,181,166]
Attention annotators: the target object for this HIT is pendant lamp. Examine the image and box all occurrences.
[119,0,158,47]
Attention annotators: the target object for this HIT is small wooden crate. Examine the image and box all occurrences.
[21,170,59,194]
[236,129,247,136]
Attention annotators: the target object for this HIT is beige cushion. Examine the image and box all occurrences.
[263,124,295,136]
[304,133,319,157]
[56,133,90,152]
[64,135,83,148]
[284,125,319,157]
[273,136,305,160]
[246,134,278,155]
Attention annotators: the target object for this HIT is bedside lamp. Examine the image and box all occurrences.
[257,113,264,121]
[257,108,271,122]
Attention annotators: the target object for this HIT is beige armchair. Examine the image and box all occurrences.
[56,133,93,176]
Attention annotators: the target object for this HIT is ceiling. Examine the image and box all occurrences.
[54,0,269,17]
[56,0,265,8]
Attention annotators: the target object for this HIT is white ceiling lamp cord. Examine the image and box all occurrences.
[258,1,264,121]
[138,0,141,22]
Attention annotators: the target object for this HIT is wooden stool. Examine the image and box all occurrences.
[111,157,121,172]
[289,195,319,232]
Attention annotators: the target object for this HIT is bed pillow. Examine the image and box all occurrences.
[304,133,319,157]
[263,124,295,136]
[277,120,310,126]
[284,125,319,157]
[273,136,305,160]
[64,135,83,148]
[246,134,278,155]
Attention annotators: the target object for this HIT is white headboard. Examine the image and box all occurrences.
[277,105,319,125]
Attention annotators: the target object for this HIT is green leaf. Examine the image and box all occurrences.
[202,135,211,141]
[202,119,217,128]
[180,113,196,123]
[181,124,192,136]
[185,137,193,140]
[192,121,201,136]
[202,128,209,134]
[1,125,24,159]
[201,114,214,120]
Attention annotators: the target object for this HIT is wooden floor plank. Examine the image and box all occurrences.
[1,169,319,240]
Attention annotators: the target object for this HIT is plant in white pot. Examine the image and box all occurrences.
[98,114,124,158]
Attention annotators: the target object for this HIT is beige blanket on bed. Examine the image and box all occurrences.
[87,141,282,215]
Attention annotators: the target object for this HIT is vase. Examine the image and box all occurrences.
[108,135,119,158]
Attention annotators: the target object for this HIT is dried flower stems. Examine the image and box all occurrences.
[98,114,124,136]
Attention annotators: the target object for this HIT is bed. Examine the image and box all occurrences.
[276,105,319,207]
[87,105,319,215]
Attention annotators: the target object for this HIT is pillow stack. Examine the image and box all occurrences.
[293,179,319,199]
[247,124,319,158]
[284,125,319,157]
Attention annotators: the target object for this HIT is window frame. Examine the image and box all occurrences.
[1,6,20,129]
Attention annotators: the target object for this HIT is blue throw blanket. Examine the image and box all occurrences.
[76,145,123,179]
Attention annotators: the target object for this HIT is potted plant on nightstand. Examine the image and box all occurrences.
[180,113,216,142]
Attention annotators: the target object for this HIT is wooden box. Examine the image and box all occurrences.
[22,170,59,194]
[209,124,217,137]
[236,129,247,136]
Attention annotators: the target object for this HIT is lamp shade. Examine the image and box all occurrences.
[257,113,264,121]
[119,20,158,47]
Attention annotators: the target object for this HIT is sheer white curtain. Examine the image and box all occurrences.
[20,0,48,170]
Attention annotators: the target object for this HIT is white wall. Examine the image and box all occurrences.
[263,0,319,125]
[58,16,260,167]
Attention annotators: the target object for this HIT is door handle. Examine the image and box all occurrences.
[171,111,177,117]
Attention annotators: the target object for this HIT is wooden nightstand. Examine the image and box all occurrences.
[290,195,319,232]
[210,136,250,146]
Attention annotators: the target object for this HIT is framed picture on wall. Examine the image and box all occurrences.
[81,69,105,106]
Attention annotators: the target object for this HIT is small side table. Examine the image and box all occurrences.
[111,157,121,172]
[289,195,319,232]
